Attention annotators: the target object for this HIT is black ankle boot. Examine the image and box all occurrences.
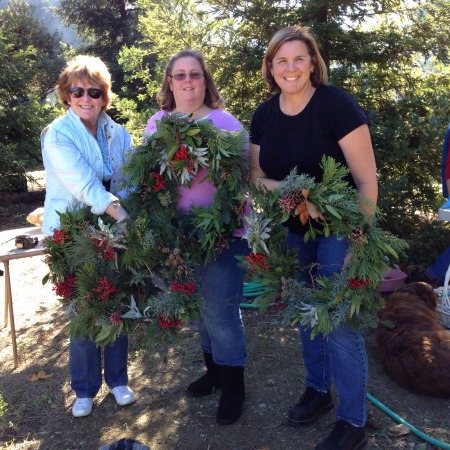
[288,386,334,427]
[186,352,221,397]
[216,365,245,425]
[315,420,367,450]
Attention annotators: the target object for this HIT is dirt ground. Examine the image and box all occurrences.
[0,183,449,450]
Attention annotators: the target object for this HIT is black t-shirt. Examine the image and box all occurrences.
[250,84,369,235]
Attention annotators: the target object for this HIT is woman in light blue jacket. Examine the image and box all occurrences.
[41,55,135,417]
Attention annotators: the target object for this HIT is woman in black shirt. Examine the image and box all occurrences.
[250,26,377,450]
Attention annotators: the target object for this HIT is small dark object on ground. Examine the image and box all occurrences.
[99,438,150,450]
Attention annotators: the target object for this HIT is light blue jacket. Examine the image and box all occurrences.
[41,108,132,235]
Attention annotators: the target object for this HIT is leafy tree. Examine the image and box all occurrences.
[0,0,65,192]
[0,0,64,101]
[119,0,268,124]
[56,0,152,119]
[123,0,450,260]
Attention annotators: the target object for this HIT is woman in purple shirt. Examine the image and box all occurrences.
[145,49,248,425]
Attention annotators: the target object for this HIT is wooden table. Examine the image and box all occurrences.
[0,226,46,368]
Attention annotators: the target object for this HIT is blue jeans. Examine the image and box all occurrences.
[287,231,368,427]
[69,334,129,398]
[427,244,450,283]
[194,238,248,366]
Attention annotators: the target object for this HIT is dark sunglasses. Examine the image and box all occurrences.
[170,72,203,81]
[69,87,103,99]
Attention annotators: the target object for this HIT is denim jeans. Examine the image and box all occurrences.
[287,231,368,427]
[427,244,450,283]
[69,334,129,398]
[194,238,248,366]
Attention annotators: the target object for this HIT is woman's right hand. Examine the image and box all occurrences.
[105,200,130,235]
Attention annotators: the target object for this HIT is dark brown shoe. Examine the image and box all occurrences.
[315,420,367,450]
[288,387,334,427]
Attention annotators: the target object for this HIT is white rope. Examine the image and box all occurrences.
[439,264,450,313]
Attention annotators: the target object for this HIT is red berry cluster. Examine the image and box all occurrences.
[92,237,107,249]
[277,192,303,214]
[186,159,195,172]
[109,311,123,325]
[172,145,196,173]
[246,253,270,272]
[53,274,76,300]
[348,277,370,289]
[101,246,116,260]
[172,144,189,161]
[91,238,116,260]
[94,277,119,301]
[268,297,286,311]
[171,280,196,295]
[151,172,165,192]
[51,229,69,245]
[157,314,183,330]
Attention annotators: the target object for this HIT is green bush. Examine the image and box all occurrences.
[0,98,62,192]
[0,391,9,430]
[405,220,450,267]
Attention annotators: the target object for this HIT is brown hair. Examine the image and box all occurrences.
[156,49,225,111]
[57,55,112,111]
[262,25,328,93]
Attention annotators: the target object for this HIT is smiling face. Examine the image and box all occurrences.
[270,40,315,96]
[67,79,105,133]
[169,56,206,110]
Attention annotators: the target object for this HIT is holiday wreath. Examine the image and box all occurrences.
[241,156,408,336]
[43,113,249,347]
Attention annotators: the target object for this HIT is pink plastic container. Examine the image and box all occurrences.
[379,268,407,293]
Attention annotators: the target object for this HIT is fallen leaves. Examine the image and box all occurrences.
[28,370,53,382]
[388,423,411,436]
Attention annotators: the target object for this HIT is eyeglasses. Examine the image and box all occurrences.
[69,87,103,99]
[170,72,203,81]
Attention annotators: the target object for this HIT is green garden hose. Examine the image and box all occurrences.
[241,282,450,448]
[367,393,450,449]
[241,281,268,308]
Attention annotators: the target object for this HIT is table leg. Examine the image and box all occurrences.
[4,261,19,368]
[3,269,7,327]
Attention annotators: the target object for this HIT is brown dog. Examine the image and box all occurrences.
[376,282,450,397]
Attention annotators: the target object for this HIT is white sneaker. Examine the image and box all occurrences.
[110,385,135,406]
[72,397,93,417]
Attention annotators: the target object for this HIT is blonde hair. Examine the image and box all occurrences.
[57,55,112,110]
[262,25,328,93]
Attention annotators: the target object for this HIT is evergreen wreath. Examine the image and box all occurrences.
[241,156,408,336]
[43,113,249,348]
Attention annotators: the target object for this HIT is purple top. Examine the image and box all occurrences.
[145,109,249,236]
